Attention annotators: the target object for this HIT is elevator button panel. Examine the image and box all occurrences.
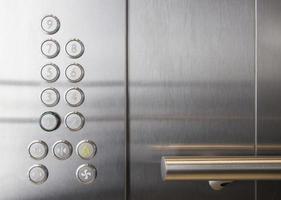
[0,0,125,198]
[28,14,99,186]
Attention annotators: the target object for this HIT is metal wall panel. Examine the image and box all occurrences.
[0,1,126,199]
[129,0,255,199]
[257,0,281,199]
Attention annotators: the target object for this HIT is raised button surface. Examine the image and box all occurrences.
[41,39,60,58]
[39,111,60,132]
[28,164,48,184]
[28,140,48,160]
[65,88,84,107]
[76,164,96,184]
[65,39,84,58]
[41,88,60,107]
[41,64,60,82]
[53,140,72,160]
[65,112,85,131]
[65,64,84,82]
[76,140,96,160]
[41,15,60,35]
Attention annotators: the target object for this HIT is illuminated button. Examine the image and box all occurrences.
[65,88,84,107]
[76,164,96,184]
[65,64,84,83]
[76,140,96,160]
[28,140,48,160]
[40,88,60,107]
[64,112,85,131]
[41,64,60,82]
[65,39,84,58]
[39,111,60,132]
[53,140,72,160]
[41,15,60,34]
[28,164,48,184]
[41,39,60,58]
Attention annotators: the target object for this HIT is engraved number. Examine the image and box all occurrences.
[70,68,77,78]
[46,43,53,53]
[47,19,53,29]
[46,67,53,78]
[71,44,77,53]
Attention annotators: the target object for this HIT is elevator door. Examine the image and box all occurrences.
[129,0,255,199]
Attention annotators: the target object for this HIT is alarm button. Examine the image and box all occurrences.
[76,140,96,160]
[39,111,60,132]
[41,15,60,35]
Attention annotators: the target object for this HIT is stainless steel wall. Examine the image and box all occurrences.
[258,0,281,199]
[128,0,255,199]
[0,0,281,199]
[0,0,126,199]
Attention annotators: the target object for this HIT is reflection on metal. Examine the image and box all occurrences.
[153,144,254,151]
[209,181,233,191]
[161,156,281,181]
[153,144,281,151]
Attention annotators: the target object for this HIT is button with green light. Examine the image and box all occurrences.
[76,140,96,160]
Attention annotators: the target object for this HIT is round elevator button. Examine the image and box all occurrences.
[41,64,60,82]
[64,112,85,131]
[41,39,60,58]
[40,88,60,107]
[28,140,48,160]
[76,164,96,184]
[28,164,48,184]
[65,88,84,107]
[76,140,96,160]
[53,140,72,160]
[39,111,60,132]
[65,63,84,83]
[65,39,84,58]
[41,15,60,35]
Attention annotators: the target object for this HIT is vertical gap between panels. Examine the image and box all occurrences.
[254,0,258,200]
[125,0,130,199]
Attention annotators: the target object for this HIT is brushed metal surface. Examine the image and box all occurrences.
[129,0,255,199]
[0,0,125,200]
[162,156,281,181]
[257,0,281,199]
